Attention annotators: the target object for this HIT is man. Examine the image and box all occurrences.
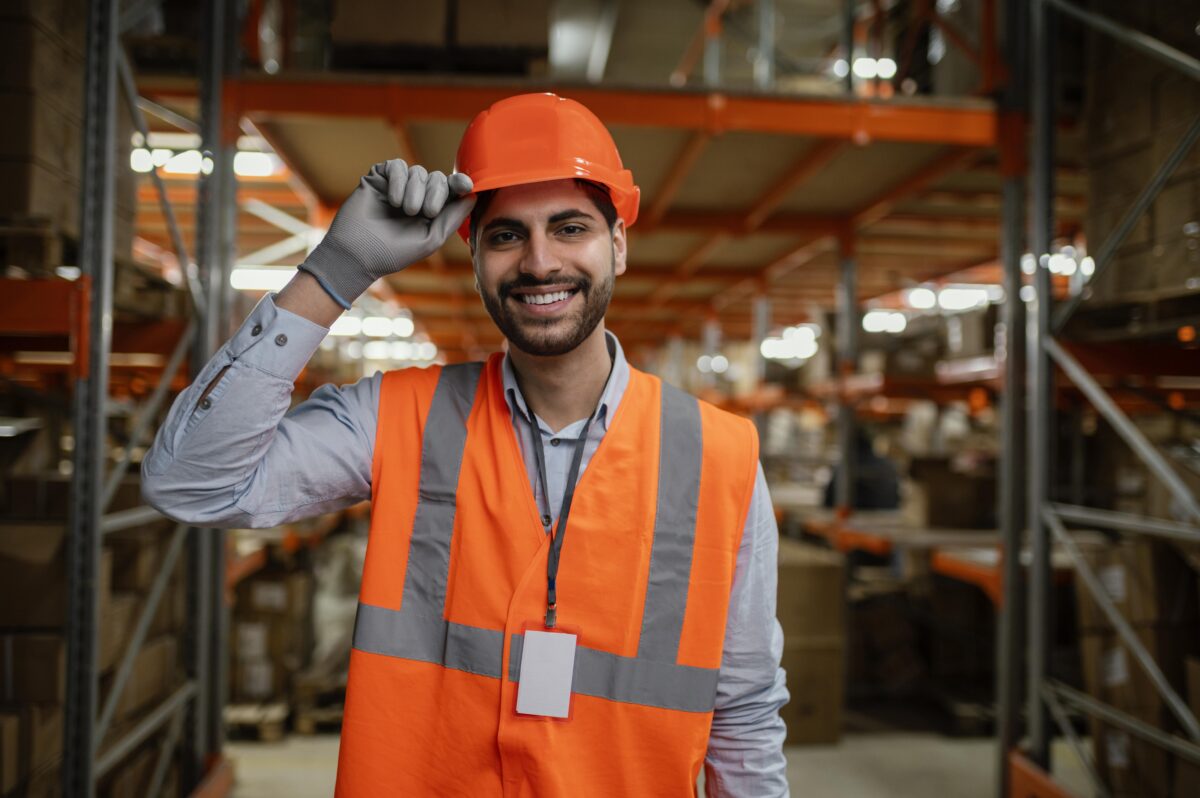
[144,93,788,796]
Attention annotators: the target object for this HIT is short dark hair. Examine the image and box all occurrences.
[468,179,618,246]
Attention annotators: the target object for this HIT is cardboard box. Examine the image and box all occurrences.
[99,637,177,724]
[99,593,139,673]
[0,17,85,123]
[106,524,172,593]
[0,523,111,627]
[0,634,65,702]
[2,474,143,520]
[1175,657,1200,798]
[1075,539,1198,632]
[1093,721,1172,798]
[101,743,156,798]
[231,656,288,702]
[0,712,18,795]
[780,640,843,745]
[1079,626,1197,723]
[776,540,845,640]
[237,571,313,618]
[19,704,62,779]
[905,458,996,530]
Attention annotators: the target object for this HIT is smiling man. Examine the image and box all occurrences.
[143,93,788,797]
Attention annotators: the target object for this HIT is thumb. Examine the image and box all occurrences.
[426,193,477,247]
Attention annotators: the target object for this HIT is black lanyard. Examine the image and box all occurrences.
[530,413,596,629]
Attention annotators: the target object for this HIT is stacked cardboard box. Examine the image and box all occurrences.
[1076,539,1200,796]
[0,0,137,274]
[0,474,182,795]
[230,568,314,703]
[1084,0,1200,305]
[776,539,845,744]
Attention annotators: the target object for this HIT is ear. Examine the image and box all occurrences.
[611,218,628,277]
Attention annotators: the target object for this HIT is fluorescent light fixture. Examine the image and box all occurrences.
[163,149,202,175]
[361,316,393,337]
[852,58,879,79]
[761,336,818,360]
[363,341,391,360]
[782,325,818,345]
[130,148,154,173]
[55,266,81,281]
[390,341,413,360]
[937,286,990,311]
[329,316,362,337]
[233,151,277,177]
[876,58,897,79]
[832,59,849,78]
[392,317,415,338]
[710,355,729,374]
[1020,285,1037,303]
[906,287,937,310]
[417,342,437,360]
[1080,256,1095,276]
[863,310,907,334]
[697,355,712,373]
[229,267,295,291]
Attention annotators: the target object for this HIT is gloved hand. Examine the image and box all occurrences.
[299,159,475,308]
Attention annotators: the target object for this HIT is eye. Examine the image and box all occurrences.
[489,230,521,245]
[558,223,587,236]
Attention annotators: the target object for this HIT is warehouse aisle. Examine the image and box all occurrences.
[227,733,1093,797]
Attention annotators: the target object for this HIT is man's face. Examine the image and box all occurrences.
[472,180,627,357]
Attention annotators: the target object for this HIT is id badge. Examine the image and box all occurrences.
[515,623,579,719]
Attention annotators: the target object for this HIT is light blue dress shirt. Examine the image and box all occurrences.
[142,294,789,797]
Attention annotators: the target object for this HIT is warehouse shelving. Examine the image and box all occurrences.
[998,0,1200,796]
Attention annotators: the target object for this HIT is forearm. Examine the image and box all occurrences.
[275,270,346,328]
[141,294,367,527]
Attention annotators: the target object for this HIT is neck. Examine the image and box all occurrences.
[508,324,613,433]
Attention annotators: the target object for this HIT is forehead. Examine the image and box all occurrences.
[480,179,598,222]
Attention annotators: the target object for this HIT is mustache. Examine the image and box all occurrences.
[498,274,591,299]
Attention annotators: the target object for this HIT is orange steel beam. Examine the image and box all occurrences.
[156,78,999,147]
[927,8,983,68]
[742,140,848,231]
[670,0,731,86]
[239,117,320,213]
[1007,752,1078,798]
[641,131,712,229]
[852,147,980,228]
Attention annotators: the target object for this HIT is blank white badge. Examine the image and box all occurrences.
[516,630,578,718]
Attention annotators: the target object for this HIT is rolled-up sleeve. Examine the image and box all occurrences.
[141,294,379,528]
[705,462,790,797]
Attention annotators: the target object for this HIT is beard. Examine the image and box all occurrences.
[479,256,615,357]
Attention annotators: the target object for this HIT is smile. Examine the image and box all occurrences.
[519,289,577,305]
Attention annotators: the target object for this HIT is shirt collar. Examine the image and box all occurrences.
[502,330,629,435]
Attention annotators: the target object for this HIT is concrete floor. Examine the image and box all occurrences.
[227,732,1094,797]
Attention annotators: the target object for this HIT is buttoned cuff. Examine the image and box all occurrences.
[227,294,329,381]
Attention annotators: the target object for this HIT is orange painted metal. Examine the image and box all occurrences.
[642,131,712,229]
[743,140,848,231]
[853,147,980,228]
[932,549,1005,606]
[154,78,1002,147]
[1008,751,1080,798]
[189,755,236,798]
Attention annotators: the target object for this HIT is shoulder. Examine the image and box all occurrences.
[636,368,760,453]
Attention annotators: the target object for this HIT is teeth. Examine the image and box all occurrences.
[520,290,572,305]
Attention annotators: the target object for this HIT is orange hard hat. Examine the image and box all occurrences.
[454,92,640,241]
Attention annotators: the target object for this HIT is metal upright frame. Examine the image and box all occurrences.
[62,0,236,794]
[1003,0,1200,793]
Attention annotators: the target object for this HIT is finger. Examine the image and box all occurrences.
[402,165,429,216]
[448,172,474,197]
[386,158,409,208]
[421,171,449,219]
[360,162,388,195]
[427,194,477,248]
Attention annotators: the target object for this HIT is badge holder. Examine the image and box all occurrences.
[513,619,581,721]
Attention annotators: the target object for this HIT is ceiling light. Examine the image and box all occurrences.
[330,316,362,337]
[906,287,937,310]
[876,58,897,79]
[130,148,154,173]
[392,317,415,338]
[229,267,295,291]
[852,58,879,79]
[710,355,729,374]
[233,151,277,177]
[361,316,393,337]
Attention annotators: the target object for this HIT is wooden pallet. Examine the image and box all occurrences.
[223,702,289,742]
[293,703,344,735]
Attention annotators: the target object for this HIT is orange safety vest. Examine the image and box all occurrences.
[335,353,759,796]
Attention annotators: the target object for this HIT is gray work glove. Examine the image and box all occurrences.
[299,159,475,308]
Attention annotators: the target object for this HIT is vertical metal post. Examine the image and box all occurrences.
[752,293,772,434]
[995,1,1029,792]
[836,230,858,510]
[63,0,119,794]
[1026,0,1056,768]
[703,17,722,86]
[842,0,855,94]
[754,0,776,90]
[186,0,234,784]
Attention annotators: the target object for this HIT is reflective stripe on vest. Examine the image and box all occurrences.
[352,365,717,713]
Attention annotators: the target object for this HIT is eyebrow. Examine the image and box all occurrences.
[481,208,598,236]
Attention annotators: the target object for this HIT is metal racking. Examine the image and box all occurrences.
[1001,0,1200,794]
[62,0,237,794]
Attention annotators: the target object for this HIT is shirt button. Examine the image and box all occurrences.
[541,514,552,528]
[274,333,288,347]
[550,438,560,447]
[251,323,262,336]
[199,397,212,410]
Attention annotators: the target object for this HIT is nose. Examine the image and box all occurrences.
[519,229,561,281]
